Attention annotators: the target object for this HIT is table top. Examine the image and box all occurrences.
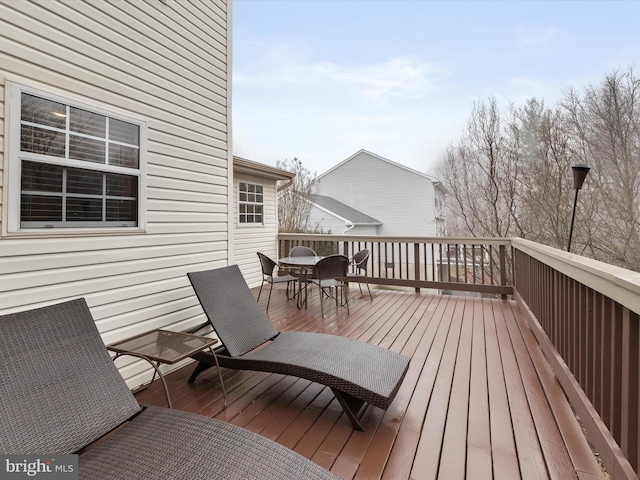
[107,329,218,364]
[278,256,324,267]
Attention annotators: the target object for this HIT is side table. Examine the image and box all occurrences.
[107,329,226,409]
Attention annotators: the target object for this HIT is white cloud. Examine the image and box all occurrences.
[235,42,444,105]
[306,57,441,104]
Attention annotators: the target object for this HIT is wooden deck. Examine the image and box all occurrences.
[134,285,606,479]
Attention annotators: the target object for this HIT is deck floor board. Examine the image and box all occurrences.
[133,285,605,479]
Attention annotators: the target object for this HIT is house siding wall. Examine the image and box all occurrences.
[0,0,231,388]
[316,151,438,237]
[233,172,279,288]
[308,205,348,234]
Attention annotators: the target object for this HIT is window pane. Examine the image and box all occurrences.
[240,183,247,192]
[256,185,263,194]
[67,169,103,195]
[70,107,106,137]
[107,199,137,222]
[21,93,66,129]
[106,173,137,197]
[109,143,139,169]
[109,118,139,145]
[69,135,105,163]
[21,161,63,192]
[239,192,247,202]
[21,194,62,222]
[255,214,263,223]
[66,197,102,221]
[21,125,65,157]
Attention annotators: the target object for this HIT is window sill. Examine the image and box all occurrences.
[2,227,147,239]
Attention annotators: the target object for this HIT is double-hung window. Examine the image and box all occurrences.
[7,84,145,232]
[238,182,264,225]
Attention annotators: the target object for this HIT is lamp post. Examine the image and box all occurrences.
[567,163,590,253]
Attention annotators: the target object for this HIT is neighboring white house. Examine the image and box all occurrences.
[311,149,447,236]
[233,156,295,286]
[0,0,233,388]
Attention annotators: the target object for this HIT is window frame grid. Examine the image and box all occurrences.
[6,82,147,234]
[237,181,265,226]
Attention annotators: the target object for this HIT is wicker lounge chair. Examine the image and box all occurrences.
[187,265,410,431]
[0,298,338,480]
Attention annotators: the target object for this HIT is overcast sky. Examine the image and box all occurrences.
[232,0,640,177]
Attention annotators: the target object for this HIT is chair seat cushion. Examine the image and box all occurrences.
[269,274,298,284]
[79,406,338,480]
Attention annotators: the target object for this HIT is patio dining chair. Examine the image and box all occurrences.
[310,254,350,318]
[287,245,318,277]
[0,298,338,480]
[348,249,373,300]
[289,245,317,257]
[257,252,298,311]
[187,265,410,431]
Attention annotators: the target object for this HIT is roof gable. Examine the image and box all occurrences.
[311,195,381,225]
[316,149,440,184]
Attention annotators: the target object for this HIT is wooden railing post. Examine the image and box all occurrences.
[499,244,507,299]
[414,243,420,293]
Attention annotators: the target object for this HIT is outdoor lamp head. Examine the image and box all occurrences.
[572,164,590,190]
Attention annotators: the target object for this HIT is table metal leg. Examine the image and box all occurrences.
[209,346,227,407]
[113,352,173,409]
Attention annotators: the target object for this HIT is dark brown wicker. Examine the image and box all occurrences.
[0,298,338,480]
[257,251,298,311]
[187,265,410,431]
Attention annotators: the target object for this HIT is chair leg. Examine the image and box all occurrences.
[286,280,295,300]
[344,285,349,314]
[266,282,274,311]
[188,361,213,383]
[332,389,365,431]
[364,276,372,300]
[318,285,325,318]
[257,280,265,302]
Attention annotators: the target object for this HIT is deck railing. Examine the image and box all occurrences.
[278,233,640,478]
[512,238,640,479]
[278,233,513,296]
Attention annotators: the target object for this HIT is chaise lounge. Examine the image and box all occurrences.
[187,265,410,431]
[0,298,338,479]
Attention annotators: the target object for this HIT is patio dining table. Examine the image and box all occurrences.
[278,256,324,308]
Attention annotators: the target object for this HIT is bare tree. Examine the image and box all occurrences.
[438,68,640,272]
[563,67,640,269]
[276,158,318,233]
[438,96,523,238]
[516,99,576,249]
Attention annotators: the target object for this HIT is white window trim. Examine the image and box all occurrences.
[4,82,148,236]
[237,180,265,227]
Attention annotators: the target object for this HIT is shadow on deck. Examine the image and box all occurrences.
[134,285,605,479]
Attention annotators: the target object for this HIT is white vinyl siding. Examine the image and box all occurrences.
[308,205,350,234]
[316,151,439,237]
[233,172,278,288]
[0,0,231,388]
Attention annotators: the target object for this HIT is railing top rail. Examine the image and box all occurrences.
[278,233,512,245]
[512,237,640,314]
